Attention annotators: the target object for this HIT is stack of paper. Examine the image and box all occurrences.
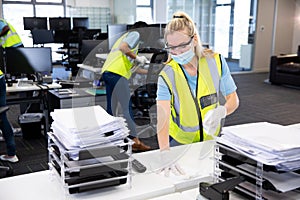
[50,105,129,151]
[217,122,300,171]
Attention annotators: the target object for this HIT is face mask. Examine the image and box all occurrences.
[171,47,195,65]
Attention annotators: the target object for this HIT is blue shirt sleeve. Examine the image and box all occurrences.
[220,55,237,96]
[0,20,8,33]
[156,76,171,100]
[122,31,140,49]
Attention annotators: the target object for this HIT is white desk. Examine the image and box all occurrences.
[6,82,62,132]
[6,82,61,93]
[0,141,214,200]
[133,140,214,191]
[1,123,299,200]
[77,64,102,73]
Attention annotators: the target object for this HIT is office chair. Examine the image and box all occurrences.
[131,51,168,139]
[131,51,167,123]
[0,106,13,178]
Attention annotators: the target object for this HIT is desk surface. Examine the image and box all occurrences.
[0,124,299,200]
[0,141,214,200]
[6,82,61,93]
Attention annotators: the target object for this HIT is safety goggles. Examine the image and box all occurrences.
[165,36,194,52]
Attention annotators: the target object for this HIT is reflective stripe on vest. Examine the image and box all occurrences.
[160,53,222,144]
[101,32,139,79]
[0,22,22,48]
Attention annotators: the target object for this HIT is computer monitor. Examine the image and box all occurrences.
[52,30,73,44]
[23,17,47,30]
[107,24,127,50]
[49,17,71,30]
[31,29,54,45]
[73,17,89,29]
[5,47,52,76]
[81,39,105,61]
[84,29,101,40]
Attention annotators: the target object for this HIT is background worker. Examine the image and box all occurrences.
[0,18,23,48]
[0,18,23,163]
[156,11,239,175]
[101,21,151,152]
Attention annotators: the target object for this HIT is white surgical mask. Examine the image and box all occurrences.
[171,47,195,65]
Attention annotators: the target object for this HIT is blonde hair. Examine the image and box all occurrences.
[164,11,214,63]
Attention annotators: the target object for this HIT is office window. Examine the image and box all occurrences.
[136,0,153,23]
[137,0,151,6]
[36,0,62,2]
[3,0,31,1]
[3,4,34,47]
[216,0,231,4]
[214,4,231,57]
[168,0,257,72]
[35,5,64,17]
[3,0,65,47]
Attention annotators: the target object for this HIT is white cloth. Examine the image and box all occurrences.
[203,106,226,135]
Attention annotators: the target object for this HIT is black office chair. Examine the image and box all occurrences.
[131,51,168,138]
[132,51,167,121]
[0,106,13,178]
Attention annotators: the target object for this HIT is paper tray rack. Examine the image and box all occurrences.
[47,132,133,194]
[214,142,300,200]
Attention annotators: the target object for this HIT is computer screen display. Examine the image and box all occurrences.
[5,47,52,75]
[81,40,108,65]
[49,17,71,30]
[52,30,73,43]
[73,17,89,29]
[31,29,54,44]
[23,17,47,30]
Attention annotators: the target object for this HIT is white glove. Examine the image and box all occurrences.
[203,106,227,136]
[159,163,185,177]
[157,150,185,177]
[134,56,148,67]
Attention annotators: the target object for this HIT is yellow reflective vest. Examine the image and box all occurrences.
[159,53,222,144]
[0,19,23,48]
[0,70,3,76]
[101,32,139,79]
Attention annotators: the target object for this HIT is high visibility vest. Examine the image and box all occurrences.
[0,70,3,76]
[159,53,222,144]
[0,19,22,48]
[101,32,139,79]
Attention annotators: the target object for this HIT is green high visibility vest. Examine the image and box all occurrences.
[159,53,222,144]
[0,19,22,48]
[101,32,139,79]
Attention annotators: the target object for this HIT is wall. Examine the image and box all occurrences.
[0,1,2,18]
[293,0,300,52]
[252,0,275,72]
[274,0,295,55]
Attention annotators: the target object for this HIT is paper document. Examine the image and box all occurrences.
[238,163,300,193]
[50,105,129,154]
[218,122,300,171]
